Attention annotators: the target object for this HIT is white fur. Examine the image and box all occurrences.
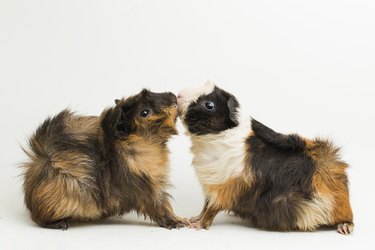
[295,194,334,231]
[189,112,250,186]
[178,81,251,186]
[180,82,337,231]
[177,80,215,121]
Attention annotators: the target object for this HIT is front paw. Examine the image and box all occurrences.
[176,217,190,228]
[188,215,201,224]
[188,220,209,230]
[158,217,189,229]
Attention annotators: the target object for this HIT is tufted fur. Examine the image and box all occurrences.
[178,82,353,235]
[22,89,187,230]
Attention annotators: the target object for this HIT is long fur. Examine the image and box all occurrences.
[189,115,250,186]
[22,89,187,230]
[178,82,354,235]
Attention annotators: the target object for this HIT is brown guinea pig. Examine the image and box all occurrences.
[22,89,187,230]
[177,81,353,235]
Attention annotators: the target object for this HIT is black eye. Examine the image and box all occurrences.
[204,101,215,111]
[140,110,150,117]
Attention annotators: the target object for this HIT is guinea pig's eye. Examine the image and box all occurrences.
[204,101,215,111]
[140,109,150,117]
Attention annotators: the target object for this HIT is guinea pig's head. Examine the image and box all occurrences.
[112,89,178,140]
[177,81,240,135]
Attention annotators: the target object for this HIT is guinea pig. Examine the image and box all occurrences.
[22,89,187,230]
[177,81,354,235]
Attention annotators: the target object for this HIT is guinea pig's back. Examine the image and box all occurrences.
[23,109,100,165]
[22,109,103,227]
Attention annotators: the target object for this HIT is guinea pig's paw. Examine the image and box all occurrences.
[188,215,201,224]
[171,217,190,229]
[159,218,188,230]
[188,221,208,230]
[179,217,190,227]
[337,223,354,235]
[43,219,70,230]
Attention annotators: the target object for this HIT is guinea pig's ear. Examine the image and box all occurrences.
[227,96,239,126]
[115,99,121,105]
[114,106,133,138]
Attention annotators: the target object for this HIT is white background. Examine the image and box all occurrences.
[1,0,375,249]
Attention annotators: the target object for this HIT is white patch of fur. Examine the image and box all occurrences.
[295,194,334,231]
[189,112,250,186]
[177,80,215,120]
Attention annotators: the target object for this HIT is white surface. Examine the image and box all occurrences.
[1,0,375,249]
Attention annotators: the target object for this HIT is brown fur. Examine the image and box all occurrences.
[118,135,169,179]
[206,177,249,211]
[22,90,186,229]
[188,130,353,234]
[190,177,249,229]
[306,139,353,225]
[178,84,353,234]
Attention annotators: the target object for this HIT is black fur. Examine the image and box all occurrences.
[233,120,316,231]
[26,110,105,212]
[182,85,353,233]
[113,89,177,138]
[184,87,239,135]
[251,118,306,151]
[100,89,178,215]
[23,89,184,229]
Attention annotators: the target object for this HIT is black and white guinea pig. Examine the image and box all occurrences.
[22,89,187,230]
[177,81,353,235]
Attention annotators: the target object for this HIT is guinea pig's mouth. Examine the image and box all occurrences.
[176,92,192,119]
[177,105,182,117]
[177,103,188,120]
[176,98,185,117]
